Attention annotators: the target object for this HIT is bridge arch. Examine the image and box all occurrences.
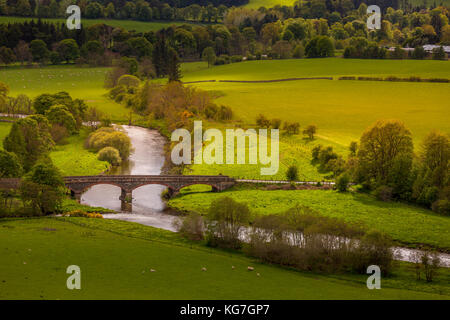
[177,183,220,193]
[130,182,176,192]
[66,182,125,194]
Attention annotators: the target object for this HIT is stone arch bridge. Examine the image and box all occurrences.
[0,175,235,211]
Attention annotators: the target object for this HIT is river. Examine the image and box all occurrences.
[80,125,179,231]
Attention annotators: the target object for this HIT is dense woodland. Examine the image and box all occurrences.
[0,2,449,70]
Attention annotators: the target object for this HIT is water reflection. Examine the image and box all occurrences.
[80,125,179,229]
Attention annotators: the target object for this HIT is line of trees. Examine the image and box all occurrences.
[0,0,243,22]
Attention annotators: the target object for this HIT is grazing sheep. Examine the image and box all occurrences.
[231,266,235,270]
[202,267,207,271]
[150,269,156,272]
[247,266,254,271]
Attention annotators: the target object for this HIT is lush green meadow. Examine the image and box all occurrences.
[2,65,129,121]
[0,16,199,32]
[182,60,450,145]
[182,59,450,81]
[50,128,109,176]
[180,59,450,179]
[244,0,298,9]
[0,217,448,299]
[169,187,450,251]
[0,122,12,149]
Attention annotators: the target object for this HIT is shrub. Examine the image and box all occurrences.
[231,55,243,63]
[431,199,450,216]
[174,212,204,241]
[117,74,140,88]
[246,205,368,273]
[412,47,426,59]
[256,114,271,128]
[283,121,300,134]
[432,46,446,60]
[217,105,233,121]
[86,128,131,160]
[205,197,251,250]
[350,230,393,276]
[63,210,103,218]
[336,173,350,192]
[50,124,69,144]
[286,165,298,181]
[98,146,122,166]
[373,185,393,201]
[271,118,282,129]
[311,145,322,161]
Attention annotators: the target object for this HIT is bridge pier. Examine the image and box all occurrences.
[120,189,133,212]
[70,190,82,202]
[166,188,179,199]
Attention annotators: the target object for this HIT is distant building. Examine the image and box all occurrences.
[422,45,450,54]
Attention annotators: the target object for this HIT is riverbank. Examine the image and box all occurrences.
[168,186,450,253]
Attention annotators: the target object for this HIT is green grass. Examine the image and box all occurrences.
[50,128,109,176]
[169,188,450,251]
[179,59,450,180]
[0,217,448,299]
[182,60,450,145]
[0,16,201,32]
[0,122,12,149]
[244,0,298,8]
[2,65,129,121]
[183,123,345,180]
[182,59,450,81]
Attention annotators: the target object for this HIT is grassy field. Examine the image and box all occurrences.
[0,16,200,32]
[0,217,448,299]
[244,0,298,8]
[182,59,450,81]
[179,59,450,180]
[0,122,12,149]
[169,187,450,251]
[50,128,109,176]
[1,65,129,122]
[183,123,345,180]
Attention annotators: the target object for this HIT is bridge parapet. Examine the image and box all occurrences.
[0,175,235,212]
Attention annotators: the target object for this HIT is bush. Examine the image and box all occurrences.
[245,205,370,273]
[283,121,300,134]
[336,173,350,192]
[412,46,426,59]
[205,197,251,250]
[62,210,103,218]
[256,114,271,128]
[373,185,393,202]
[350,230,393,276]
[97,146,122,166]
[86,127,131,160]
[50,124,69,144]
[271,118,282,129]
[117,74,140,88]
[286,165,298,181]
[174,212,204,241]
[231,55,243,63]
[432,46,446,60]
[431,199,450,216]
